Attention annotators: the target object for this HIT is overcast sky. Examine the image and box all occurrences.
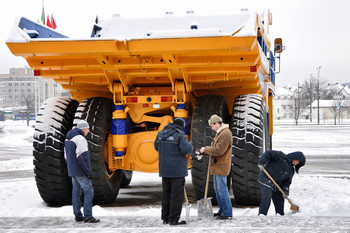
[1,0,349,87]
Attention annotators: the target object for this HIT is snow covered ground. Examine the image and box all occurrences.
[0,120,350,232]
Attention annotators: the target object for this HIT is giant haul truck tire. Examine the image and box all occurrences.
[120,170,133,188]
[230,94,270,206]
[33,97,79,205]
[191,95,229,201]
[75,97,123,204]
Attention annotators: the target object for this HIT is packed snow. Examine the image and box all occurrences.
[0,119,350,232]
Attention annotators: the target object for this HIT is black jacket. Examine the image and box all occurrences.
[154,123,193,178]
[258,150,306,194]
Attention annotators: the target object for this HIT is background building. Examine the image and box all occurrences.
[0,67,69,117]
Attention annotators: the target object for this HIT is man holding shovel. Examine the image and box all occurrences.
[199,114,233,220]
[257,150,306,215]
[154,118,193,225]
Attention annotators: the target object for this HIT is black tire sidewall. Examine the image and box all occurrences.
[33,97,78,205]
[190,95,229,201]
[75,97,122,204]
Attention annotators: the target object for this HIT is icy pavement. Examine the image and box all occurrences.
[1,121,350,232]
[1,216,350,232]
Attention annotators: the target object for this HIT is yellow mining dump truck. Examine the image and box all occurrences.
[7,9,283,206]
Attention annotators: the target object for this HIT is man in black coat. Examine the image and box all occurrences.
[154,118,193,225]
[257,150,306,215]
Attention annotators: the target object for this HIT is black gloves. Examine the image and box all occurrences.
[282,187,289,196]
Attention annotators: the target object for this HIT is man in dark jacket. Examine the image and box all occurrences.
[257,150,306,215]
[154,118,193,225]
[65,120,100,223]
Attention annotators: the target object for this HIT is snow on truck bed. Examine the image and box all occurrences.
[7,9,270,42]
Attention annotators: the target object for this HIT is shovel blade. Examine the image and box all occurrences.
[185,204,191,222]
[290,204,300,213]
[197,198,214,219]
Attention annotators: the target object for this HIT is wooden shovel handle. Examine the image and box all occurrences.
[184,187,189,205]
[262,167,295,206]
[203,156,211,206]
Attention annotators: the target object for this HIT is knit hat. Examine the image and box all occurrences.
[76,120,89,130]
[173,118,185,128]
[208,114,222,126]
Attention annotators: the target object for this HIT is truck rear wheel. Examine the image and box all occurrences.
[75,97,122,204]
[230,94,269,206]
[33,97,78,205]
[191,95,229,201]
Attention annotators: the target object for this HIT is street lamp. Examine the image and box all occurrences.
[316,66,321,125]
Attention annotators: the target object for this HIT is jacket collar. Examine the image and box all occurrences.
[216,123,229,134]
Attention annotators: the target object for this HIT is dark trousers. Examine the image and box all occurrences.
[161,177,185,222]
[259,184,285,215]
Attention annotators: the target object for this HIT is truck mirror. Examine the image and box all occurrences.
[274,38,283,53]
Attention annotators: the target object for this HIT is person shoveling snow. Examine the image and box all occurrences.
[257,150,306,215]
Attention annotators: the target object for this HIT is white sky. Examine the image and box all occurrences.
[1,0,350,87]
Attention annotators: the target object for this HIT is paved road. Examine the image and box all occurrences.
[1,216,350,232]
[0,125,350,231]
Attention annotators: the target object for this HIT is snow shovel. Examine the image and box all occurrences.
[197,156,214,219]
[262,167,300,213]
[184,187,191,222]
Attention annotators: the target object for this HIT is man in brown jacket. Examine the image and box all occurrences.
[200,114,233,220]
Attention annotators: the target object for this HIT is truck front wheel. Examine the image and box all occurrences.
[230,94,269,206]
[191,95,229,201]
[33,97,78,205]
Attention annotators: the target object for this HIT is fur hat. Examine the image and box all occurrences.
[208,114,222,126]
[173,118,185,128]
[76,120,89,130]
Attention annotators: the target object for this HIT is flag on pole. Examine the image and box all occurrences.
[41,7,45,25]
[46,15,52,28]
[51,14,57,29]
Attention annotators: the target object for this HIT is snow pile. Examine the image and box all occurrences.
[0,120,34,146]
[0,157,33,171]
[1,120,350,231]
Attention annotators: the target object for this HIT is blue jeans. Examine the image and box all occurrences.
[213,175,232,216]
[72,176,94,218]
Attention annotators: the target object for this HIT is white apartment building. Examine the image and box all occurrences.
[273,87,294,119]
[0,67,68,109]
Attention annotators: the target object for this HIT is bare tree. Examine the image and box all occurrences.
[21,93,35,126]
[301,68,327,123]
[326,85,349,124]
[287,85,302,125]
[301,75,316,122]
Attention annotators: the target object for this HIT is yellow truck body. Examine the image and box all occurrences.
[7,9,282,206]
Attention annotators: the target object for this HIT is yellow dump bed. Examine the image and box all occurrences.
[7,9,274,104]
